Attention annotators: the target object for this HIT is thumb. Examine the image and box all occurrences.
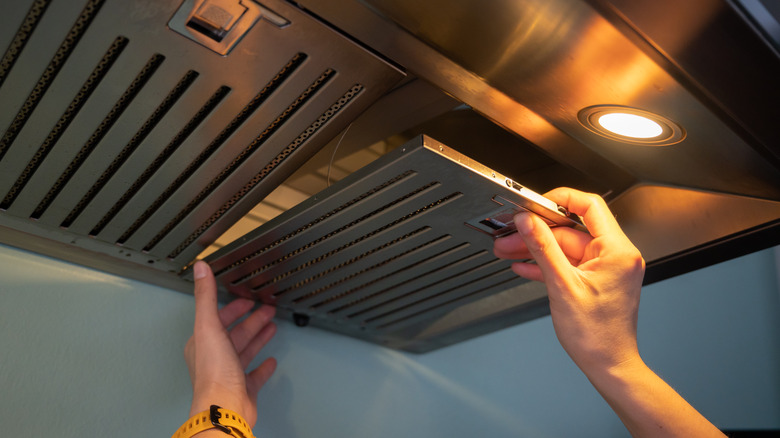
[514,212,574,285]
[192,261,221,332]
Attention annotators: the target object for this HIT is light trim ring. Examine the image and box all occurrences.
[578,105,685,146]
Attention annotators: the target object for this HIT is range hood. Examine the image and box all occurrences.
[1,0,778,352]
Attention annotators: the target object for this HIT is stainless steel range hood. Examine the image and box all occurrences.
[0,0,403,290]
[1,0,778,352]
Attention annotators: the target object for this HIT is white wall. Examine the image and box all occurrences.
[1,242,778,437]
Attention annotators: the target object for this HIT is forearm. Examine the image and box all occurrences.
[583,356,725,438]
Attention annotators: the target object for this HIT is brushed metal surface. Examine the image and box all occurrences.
[0,0,403,280]
[206,136,552,350]
[301,0,780,199]
[2,0,779,351]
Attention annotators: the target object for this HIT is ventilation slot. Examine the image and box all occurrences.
[251,226,431,291]
[115,53,307,245]
[315,245,478,314]
[0,0,107,162]
[235,212,431,286]
[89,85,231,236]
[30,53,165,219]
[268,191,462,299]
[60,70,199,228]
[246,189,462,292]
[323,250,487,313]
[1,36,128,211]
[347,255,498,320]
[241,182,444,280]
[168,83,364,259]
[287,235,456,303]
[146,67,336,253]
[0,0,52,90]
[374,269,519,330]
[213,170,416,277]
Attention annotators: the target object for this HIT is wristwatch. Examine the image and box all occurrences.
[172,405,255,438]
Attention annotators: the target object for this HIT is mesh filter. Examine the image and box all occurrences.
[206,136,548,352]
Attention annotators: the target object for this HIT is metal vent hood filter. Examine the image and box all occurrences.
[0,0,403,290]
[206,135,554,352]
[2,0,780,352]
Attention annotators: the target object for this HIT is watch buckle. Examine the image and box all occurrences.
[210,405,232,435]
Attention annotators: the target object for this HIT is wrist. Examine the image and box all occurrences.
[173,405,255,438]
[581,353,649,393]
[564,335,642,382]
[190,386,248,421]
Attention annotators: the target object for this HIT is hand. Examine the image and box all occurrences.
[494,188,645,373]
[184,261,277,427]
[495,188,725,437]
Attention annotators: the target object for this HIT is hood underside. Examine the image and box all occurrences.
[1,0,778,351]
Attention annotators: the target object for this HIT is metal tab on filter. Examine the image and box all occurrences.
[169,0,290,55]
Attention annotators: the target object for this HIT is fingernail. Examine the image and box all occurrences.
[193,261,208,280]
[514,212,533,235]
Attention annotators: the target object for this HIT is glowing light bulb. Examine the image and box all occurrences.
[597,113,664,139]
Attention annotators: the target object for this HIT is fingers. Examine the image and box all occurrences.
[511,261,543,282]
[229,305,276,353]
[493,232,528,260]
[494,226,591,263]
[192,261,221,333]
[544,188,624,240]
[218,298,255,328]
[246,357,277,400]
[512,212,574,285]
[239,321,277,369]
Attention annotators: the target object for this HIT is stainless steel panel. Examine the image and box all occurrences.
[2,0,779,352]
[205,135,563,351]
[610,185,780,262]
[0,0,404,282]
[297,0,780,199]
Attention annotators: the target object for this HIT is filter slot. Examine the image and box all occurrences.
[30,53,165,219]
[366,262,513,326]
[1,36,128,211]
[89,84,231,237]
[325,249,489,315]
[259,225,432,295]
[145,67,334,252]
[61,69,198,228]
[286,235,457,303]
[240,182,445,285]
[115,53,308,245]
[0,0,53,90]
[375,271,521,331]
[318,245,481,315]
[213,170,416,278]
[167,82,363,259]
[0,0,107,163]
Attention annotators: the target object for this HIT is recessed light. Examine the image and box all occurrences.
[597,113,664,138]
[578,105,685,146]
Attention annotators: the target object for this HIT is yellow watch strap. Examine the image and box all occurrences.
[172,405,255,438]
